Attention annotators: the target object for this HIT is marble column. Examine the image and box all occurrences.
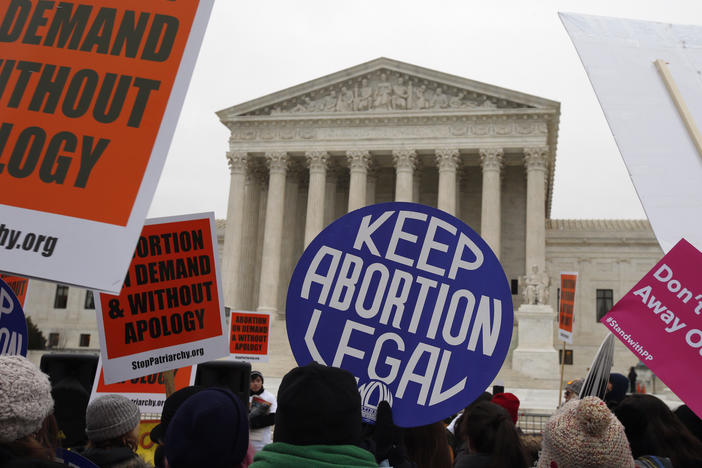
[524,146,549,274]
[222,151,247,308]
[278,162,303,316]
[252,177,268,309]
[324,163,339,225]
[435,148,460,215]
[393,149,416,202]
[347,150,371,211]
[239,163,264,310]
[480,148,504,258]
[304,151,328,246]
[513,146,558,379]
[413,160,422,204]
[366,163,377,205]
[257,151,288,314]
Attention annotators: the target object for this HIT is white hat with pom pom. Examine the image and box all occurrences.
[538,396,634,468]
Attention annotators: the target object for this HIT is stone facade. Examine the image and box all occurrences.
[216,58,560,376]
[546,219,662,381]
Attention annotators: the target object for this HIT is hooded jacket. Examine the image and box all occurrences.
[249,442,377,468]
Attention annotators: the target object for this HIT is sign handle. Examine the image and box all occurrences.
[163,369,176,397]
[654,59,702,160]
[558,341,566,407]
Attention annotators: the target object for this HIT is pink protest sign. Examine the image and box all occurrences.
[602,239,702,417]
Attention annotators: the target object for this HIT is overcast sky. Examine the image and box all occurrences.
[146,0,702,222]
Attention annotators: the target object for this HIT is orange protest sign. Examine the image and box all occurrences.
[90,358,195,414]
[136,420,159,465]
[558,272,577,344]
[96,213,227,384]
[0,274,29,307]
[95,365,193,395]
[229,310,270,362]
[0,1,214,293]
[0,0,195,224]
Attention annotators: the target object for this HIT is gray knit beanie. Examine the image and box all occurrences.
[0,355,54,443]
[86,394,141,442]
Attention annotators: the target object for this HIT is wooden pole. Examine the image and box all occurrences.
[654,59,702,160]
[163,369,176,398]
[558,341,566,407]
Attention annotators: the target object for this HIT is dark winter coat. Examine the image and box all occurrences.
[0,445,64,468]
[81,447,151,468]
[453,452,492,468]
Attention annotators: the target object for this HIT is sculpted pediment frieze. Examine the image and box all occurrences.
[242,69,533,117]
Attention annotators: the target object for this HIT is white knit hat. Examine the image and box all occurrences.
[0,355,54,443]
[86,394,140,442]
[538,396,634,468]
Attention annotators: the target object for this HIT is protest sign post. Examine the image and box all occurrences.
[286,202,513,427]
[0,277,27,356]
[602,239,702,418]
[0,274,30,307]
[162,369,176,397]
[0,0,214,293]
[96,213,228,384]
[90,358,195,414]
[228,310,271,362]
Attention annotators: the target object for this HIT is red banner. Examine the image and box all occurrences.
[559,272,577,344]
[0,274,29,307]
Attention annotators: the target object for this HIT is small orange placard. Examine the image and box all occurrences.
[0,274,29,307]
[559,273,577,334]
[229,311,269,356]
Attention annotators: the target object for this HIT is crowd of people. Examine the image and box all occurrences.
[2,354,702,468]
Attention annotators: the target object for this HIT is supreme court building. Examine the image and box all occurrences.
[216,58,663,381]
[22,58,662,386]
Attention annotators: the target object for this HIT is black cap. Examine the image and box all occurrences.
[273,362,362,446]
[150,386,202,444]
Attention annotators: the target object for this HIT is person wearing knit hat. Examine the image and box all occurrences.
[165,388,249,468]
[82,394,150,468]
[250,362,377,467]
[0,355,63,467]
[538,396,635,468]
[491,392,520,424]
[149,386,203,468]
[564,378,584,403]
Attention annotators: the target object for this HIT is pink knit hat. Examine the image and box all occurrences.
[538,396,634,468]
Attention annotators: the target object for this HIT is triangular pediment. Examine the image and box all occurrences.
[217,58,559,119]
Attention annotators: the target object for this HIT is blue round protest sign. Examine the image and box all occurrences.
[286,202,513,427]
[0,278,28,356]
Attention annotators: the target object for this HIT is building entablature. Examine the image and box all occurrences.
[218,58,560,214]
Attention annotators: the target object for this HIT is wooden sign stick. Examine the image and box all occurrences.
[163,369,176,398]
[654,59,702,160]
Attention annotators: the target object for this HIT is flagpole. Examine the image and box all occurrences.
[558,341,566,407]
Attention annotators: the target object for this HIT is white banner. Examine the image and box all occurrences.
[560,12,702,253]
